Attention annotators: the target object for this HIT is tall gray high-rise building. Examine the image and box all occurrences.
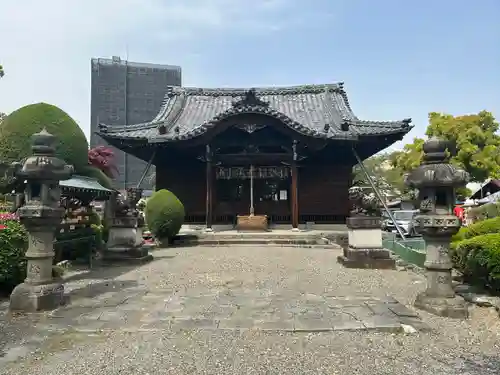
[90,56,182,190]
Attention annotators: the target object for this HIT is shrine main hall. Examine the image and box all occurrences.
[97,83,412,230]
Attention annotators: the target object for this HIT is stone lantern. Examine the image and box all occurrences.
[102,187,152,263]
[405,137,469,318]
[9,129,73,312]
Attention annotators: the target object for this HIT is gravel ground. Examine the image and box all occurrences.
[2,245,500,375]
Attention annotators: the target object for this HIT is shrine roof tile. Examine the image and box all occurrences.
[97,83,412,143]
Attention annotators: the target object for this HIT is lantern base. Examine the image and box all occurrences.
[414,293,469,319]
[101,246,153,265]
[337,247,396,269]
[9,281,65,312]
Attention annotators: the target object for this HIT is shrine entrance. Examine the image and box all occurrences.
[215,166,291,224]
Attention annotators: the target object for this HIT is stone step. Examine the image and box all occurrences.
[197,243,342,249]
[171,234,339,248]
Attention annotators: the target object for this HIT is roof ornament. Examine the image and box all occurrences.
[341,120,350,131]
[402,118,412,127]
[98,123,108,133]
[232,88,269,108]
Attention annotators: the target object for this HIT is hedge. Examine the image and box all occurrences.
[451,216,500,242]
[0,218,28,293]
[451,233,500,292]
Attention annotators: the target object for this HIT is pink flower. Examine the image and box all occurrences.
[0,212,19,222]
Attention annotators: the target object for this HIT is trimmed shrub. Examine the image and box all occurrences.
[0,103,89,171]
[0,219,28,293]
[468,202,500,223]
[451,226,469,243]
[145,189,185,242]
[452,233,500,291]
[460,217,500,240]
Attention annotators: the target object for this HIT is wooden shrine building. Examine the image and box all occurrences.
[97,83,412,230]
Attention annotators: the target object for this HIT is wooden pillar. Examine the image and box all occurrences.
[291,140,299,231]
[205,145,214,231]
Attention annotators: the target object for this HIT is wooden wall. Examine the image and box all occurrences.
[155,160,206,219]
[298,164,352,222]
[156,160,352,224]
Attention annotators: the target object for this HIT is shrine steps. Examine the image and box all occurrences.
[169,231,343,248]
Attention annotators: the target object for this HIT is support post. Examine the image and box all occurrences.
[352,146,406,240]
[205,145,213,232]
[136,148,156,189]
[249,164,255,216]
[291,140,299,231]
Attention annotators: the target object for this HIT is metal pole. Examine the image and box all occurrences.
[352,146,406,240]
[249,164,254,216]
[123,58,129,190]
[136,148,156,189]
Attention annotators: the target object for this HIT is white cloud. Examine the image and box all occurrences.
[0,0,305,141]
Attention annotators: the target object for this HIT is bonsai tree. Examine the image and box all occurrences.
[145,189,185,244]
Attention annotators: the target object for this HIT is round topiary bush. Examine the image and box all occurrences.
[0,103,89,171]
[145,189,185,243]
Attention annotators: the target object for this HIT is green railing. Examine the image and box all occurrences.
[382,233,426,267]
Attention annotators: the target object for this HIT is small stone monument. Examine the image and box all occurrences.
[337,186,395,269]
[102,187,153,264]
[9,129,74,312]
[405,137,469,318]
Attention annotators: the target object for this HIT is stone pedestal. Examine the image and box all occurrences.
[10,229,65,312]
[337,216,395,269]
[102,216,153,264]
[414,229,469,319]
[236,215,268,231]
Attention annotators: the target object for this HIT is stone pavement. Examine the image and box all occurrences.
[1,245,499,374]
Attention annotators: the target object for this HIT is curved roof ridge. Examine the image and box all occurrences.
[353,118,413,128]
[160,83,344,97]
[151,87,176,122]
[98,121,158,134]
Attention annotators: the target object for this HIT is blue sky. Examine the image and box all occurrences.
[1,0,499,151]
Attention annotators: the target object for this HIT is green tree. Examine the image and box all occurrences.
[353,152,407,196]
[0,65,4,78]
[392,111,500,183]
[0,103,89,170]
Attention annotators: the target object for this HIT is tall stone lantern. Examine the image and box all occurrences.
[9,129,74,312]
[405,137,469,318]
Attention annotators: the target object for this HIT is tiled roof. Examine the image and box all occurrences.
[98,83,412,143]
[60,175,114,195]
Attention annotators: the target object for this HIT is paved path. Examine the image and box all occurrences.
[1,246,499,374]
